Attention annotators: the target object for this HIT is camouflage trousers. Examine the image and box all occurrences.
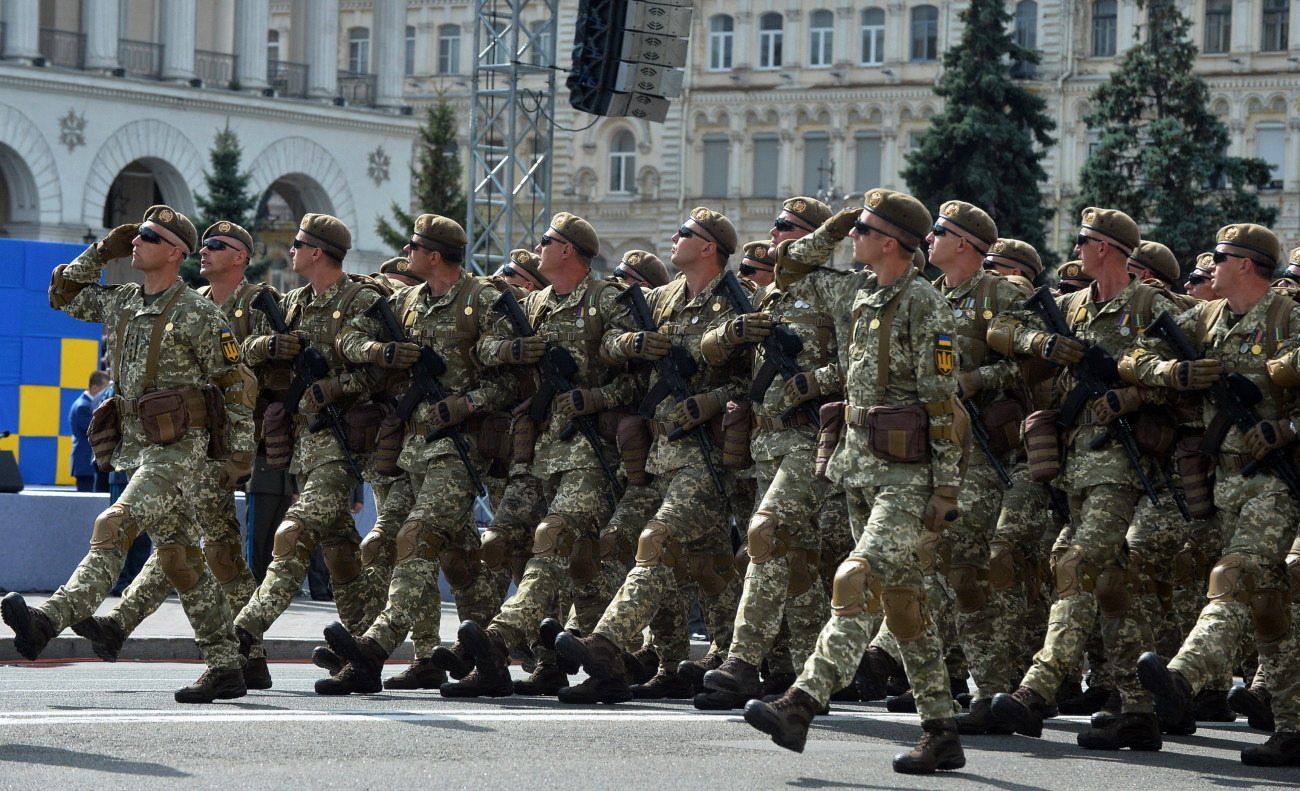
[490,466,614,654]
[1021,482,1156,712]
[1169,475,1300,731]
[730,449,832,669]
[364,452,492,656]
[596,484,661,659]
[356,474,415,630]
[1159,515,1231,687]
[593,464,732,655]
[41,463,240,670]
[483,471,547,600]
[235,461,366,653]
[795,485,952,721]
[109,459,258,639]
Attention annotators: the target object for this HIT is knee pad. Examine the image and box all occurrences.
[1287,554,1300,601]
[395,519,443,565]
[786,547,819,598]
[831,556,879,617]
[439,547,480,591]
[988,540,1019,592]
[359,528,392,569]
[480,525,512,572]
[569,537,598,585]
[734,543,750,577]
[633,520,680,569]
[271,517,314,562]
[202,541,243,585]
[949,564,989,614]
[1054,545,1095,599]
[1208,554,1253,603]
[322,543,362,584]
[683,552,733,596]
[1094,565,1133,618]
[531,514,573,559]
[881,585,926,644]
[597,526,620,563]
[916,529,950,576]
[1251,588,1293,643]
[156,543,205,593]
[90,504,138,552]
[746,510,788,564]
[1172,544,1200,587]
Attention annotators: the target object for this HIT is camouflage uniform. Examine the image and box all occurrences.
[40,243,254,671]
[774,222,963,724]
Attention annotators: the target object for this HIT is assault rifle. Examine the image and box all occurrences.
[961,394,1013,490]
[1146,310,1300,500]
[492,289,622,508]
[252,288,363,482]
[363,297,486,498]
[713,270,820,428]
[616,283,731,514]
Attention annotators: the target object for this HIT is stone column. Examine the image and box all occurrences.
[372,0,404,109]
[83,0,121,72]
[160,0,197,82]
[304,0,339,99]
[234,0,269,90]
[3,0,40,65]
[885,1,905,65]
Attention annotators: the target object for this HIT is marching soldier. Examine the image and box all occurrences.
[1185,253,1216,302]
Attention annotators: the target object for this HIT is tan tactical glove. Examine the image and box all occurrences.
[956,369,983,399]
[98,223,140,261]
[218,450,255,490]
[554,388,607,419]
[497,336,546,365]
[922,485,961,532]
[1160,358,1224,391]
[723,312,773,344]
[783,371,820,407]
[1091,388,1142,425]
[429,395,474,432]
[827,208,861,242]
[1030,332,1085,366]
[253,333,302,361]
[614,330,671,361]
[673,390,726,432]
[367,341,421,370]
[307,376,345,409]
[1245,419,1296,461]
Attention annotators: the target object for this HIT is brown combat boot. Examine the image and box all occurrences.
[703,656,760,697]
[1192,688,1236,722]
[892,718,966,774]
[627,646,660,685]
[957,697,1014,735]
[429,641,475,680]
[384,658,447,690]
[1059,683,1115,715]
[243,658,272,690]
[886,689,917,712]
[513,662,568,696]
[70,615,125,662]
[990,686,1049,737]
[1229,684,1275,732]
[175,667,246,703]
[760,671,796,697]
[312,645,344,675]
[439,621,513,698]
[693,689,749,710]
[632,671,693,699]
[1077,711,1162,751]
[322,621,387,693]
[2,593,56,661]
[853,645,900,701]
[555,631,632,705]
[1136,652,1192,725]
[1241,732,1300,766]
[315,661,382,695]
[743,685,820,753]
[677,651,725,688]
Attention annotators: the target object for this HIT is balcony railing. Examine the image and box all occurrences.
[195,50,236,88]
[119,39,163,79]
[39,28,86,70]
[337,70,376,106]
[268,59,308,98]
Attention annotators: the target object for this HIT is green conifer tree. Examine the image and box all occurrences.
[376,100,468,251]
[185,126,266,285]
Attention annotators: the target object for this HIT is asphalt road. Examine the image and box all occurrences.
[1,661,1295,791]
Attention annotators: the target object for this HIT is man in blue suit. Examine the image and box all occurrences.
[69,370,108,491]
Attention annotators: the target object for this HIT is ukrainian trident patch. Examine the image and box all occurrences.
[220,328,241,363]
[935,334,954,375]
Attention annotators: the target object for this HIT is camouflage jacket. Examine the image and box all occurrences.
[777,232,962,490]
[56,246,255,473]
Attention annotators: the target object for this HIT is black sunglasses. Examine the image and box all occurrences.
[930,223,950,238]
[500,264,521,278]
[291,238,318,250]
[138,226,174,246]
[539,234,562,247]
[1187,275,1209,286]
[614,264,645,284]
[982,259,1012,271]
[1057,283,1082,294]
[772,217,812,234]
[203,238,233,252]
[1075,233,1098,248]
[1211,251,1243,264]
[739,263,758,277]
[677,225,697,239]
[408,238,436,253]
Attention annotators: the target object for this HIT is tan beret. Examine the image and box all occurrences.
[549,212,600,259]
[1290,247,1300,266]
[378,256,423,282]
[741,240,777,272]
[299,213,351,260]
[938,200,997,249]
[1079,206,1139,254]
[688,206,737,257]
[1191,253,1214,279]
[985,238,1042,277]
[862,189,931,251]
[1057,260,1092,284]
[202,220,253,256]
[781,196,832,230]
[507,248,549,287]
[414,213,468,250]
[1128,240,1180,285]
[1217,223,1281,267]
[142,204,197,255]
[619,250,669,288]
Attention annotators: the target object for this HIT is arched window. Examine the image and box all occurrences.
[708,15,734,71]
[609,130,636,194]
[348,27,370,73]
[860,8,884,66]
[809,10,833,68]
[910,6,938,61]
[1092,0,1117,57]
[758,12,783,70]
[1012,1,1038,79]
[439,24,460,74]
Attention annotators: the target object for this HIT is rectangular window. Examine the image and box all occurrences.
[1203,1,1231,54]
[405,26,415,75]
[348,30,370,73]
[803,133,831,196]
[752,134,779,198]
[1092,3,1117,57]
[854,132,882,192]
[1257,123,1286,190]
[860,23,883,65]
[1262,0,1289,52]
[702,134,730,197]
[809,14,833,68]
[439,26,460,74]
[530,21,553,67]
[709,23,733,71]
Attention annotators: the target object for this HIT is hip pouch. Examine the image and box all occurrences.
[617,412,653,486]
[203,384,230,461]
[262,401,294,470]
[343,402,393,454]
[814,400,845,481]
[721,400,753,470]
[981,397,1026,458]
[1174,433,1215,520]
[511,397,538,464]
[475,410,514,463]
[373,412,406,477]
[1023,408,1061,482]
[866,405,928,463]
[1134,405,1177,459]
[88,395,122,472]
[137,389,193,445]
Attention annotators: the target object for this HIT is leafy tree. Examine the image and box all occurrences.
[1073,0,1276,273]
[185,126,266,285]
[376,100,468,251]
[902,0,1058,270]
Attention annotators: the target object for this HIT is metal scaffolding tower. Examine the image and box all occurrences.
[465,0,558,274]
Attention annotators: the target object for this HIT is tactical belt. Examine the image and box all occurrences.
[754,412,811,431]
[649,419,679,437]
[119,388,209,428]
[1217,452,1253,474]
[843,405,872,427]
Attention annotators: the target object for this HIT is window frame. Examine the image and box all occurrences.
[808,10,834,69]
[708,14,734,72]
[910,5,938,62]
[758,12,784,71]
[438,24,461,75]
[609,130,637,195]
[859,8,885,66]
[348,26,370,74]
[1091,0,1117,58]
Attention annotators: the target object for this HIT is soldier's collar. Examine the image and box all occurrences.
[863,268,915,307]
[137,278,187,313]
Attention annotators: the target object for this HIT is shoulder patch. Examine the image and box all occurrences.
[220,328,241,363]
[935,334,954,375]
